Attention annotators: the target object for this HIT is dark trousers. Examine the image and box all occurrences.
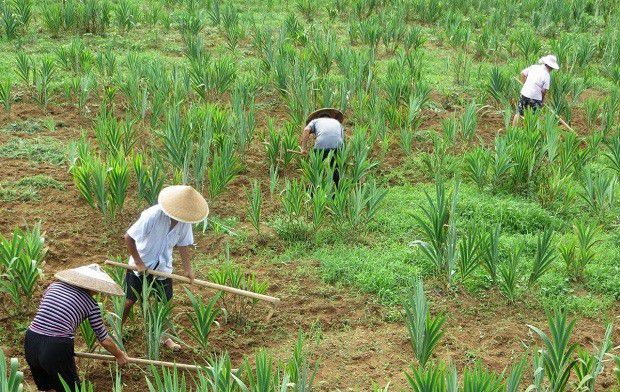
[518,94,543,116]
[317,148,340,186]
[24,329,80,392]
[125,271,173,303]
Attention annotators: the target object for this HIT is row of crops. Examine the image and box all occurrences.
[1,0,620,390]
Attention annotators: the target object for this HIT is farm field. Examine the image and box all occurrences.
[1,0,620,391]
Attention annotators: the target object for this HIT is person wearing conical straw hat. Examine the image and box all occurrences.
[122,185,209,351]
[512,54,560,126]
[300,108,345,186]
[24,264,129,392]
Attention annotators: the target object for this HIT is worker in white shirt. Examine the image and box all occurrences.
[512,55,560,126]
[122,185,209,351]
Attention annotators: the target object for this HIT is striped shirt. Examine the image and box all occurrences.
[29,282,108,342]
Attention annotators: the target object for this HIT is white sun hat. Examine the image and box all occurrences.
[158,185,209,224]
[55,264,124,296]
[539,55,559,70]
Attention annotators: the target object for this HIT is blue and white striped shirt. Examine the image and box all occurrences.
[29,282,108,341]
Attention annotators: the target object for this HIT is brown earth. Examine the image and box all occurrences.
[0,100,617,391]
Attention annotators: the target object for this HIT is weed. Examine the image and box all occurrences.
[0,137,65,165]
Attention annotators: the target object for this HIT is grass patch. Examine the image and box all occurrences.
[1,118,55,134]
[0,137,66,165]
[0,174,64,202]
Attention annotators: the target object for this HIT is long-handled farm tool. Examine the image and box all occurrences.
[74,352,239,372]
[262,141,304,155]
[75,352,202,371]
[104,260,280,321]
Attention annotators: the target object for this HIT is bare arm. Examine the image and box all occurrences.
[124,234,146,272]
[520,73,527,84]
[178,246,194,283]
[300,126,312,153]
[100,337,129,365]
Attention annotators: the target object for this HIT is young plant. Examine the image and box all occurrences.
[462,363,503,392]
[34,57,57,108]
[528,228,557,287]
[146,365,187,392]
[0,81,12,110]
[185,288,220,354]
[575,324,613,392]
[285,331,317,389]
[458,229,480,283]
[195,353,245,391]
[464,147,490,190]
[160,107,192,172]
[133,153,165,206]
[604,134,620,177]
[107,155,129,217]
[579,169,616,217]
[499,245,522,303]
[311,186,329,229]
[414,178,460,283]
[243,349,279,392]
[79,319,97,352]
[281,179,305,219]
[528,311,578,392]
[245,180,262,234]
[208,137,240,198]
[403,280,445,368]
[265,121,282,168]
[405,364,450,392]
[480,225,501,283]
[145,298,173,361]
[12,254,42,305]
[558,221,601,282]
[0,348,24,392]
[104,293,125,351]
[15,52,32,86]
[460,101,477,141]
[269,164,279,198]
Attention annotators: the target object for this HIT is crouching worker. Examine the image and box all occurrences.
[300,107,345,186]
[25,264,129,392]
[122,185,209,351]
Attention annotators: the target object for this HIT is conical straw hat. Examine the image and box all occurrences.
[55,264,123,296]
[158,185,209,224]
[305,108,344,125]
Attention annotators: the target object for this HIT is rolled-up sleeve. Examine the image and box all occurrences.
[88,305,109,342]
[176,225,194,247]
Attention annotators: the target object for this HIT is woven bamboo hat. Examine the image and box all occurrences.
[305,108,344,125]
[55,264,124,296]
[158,185,209,224]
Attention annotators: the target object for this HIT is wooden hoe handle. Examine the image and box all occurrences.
[75,352,201,371]
[104,260,281,305]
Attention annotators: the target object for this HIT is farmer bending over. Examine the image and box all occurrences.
[512,54,559,126]
[25,264,129,392]
[300,107,345,186]
[122,185,209,351]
